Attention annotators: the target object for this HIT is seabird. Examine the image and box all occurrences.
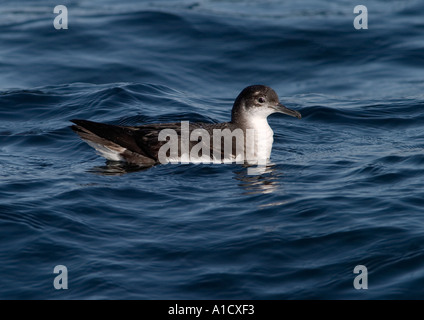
[71,85,302,166]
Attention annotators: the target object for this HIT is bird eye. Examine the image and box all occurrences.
[258,97,265,103]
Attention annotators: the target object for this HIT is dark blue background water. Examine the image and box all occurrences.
[1,0,424,299]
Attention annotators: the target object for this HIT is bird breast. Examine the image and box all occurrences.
[246,117,274,161]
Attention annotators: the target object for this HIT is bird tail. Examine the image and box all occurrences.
[70,119,156,166]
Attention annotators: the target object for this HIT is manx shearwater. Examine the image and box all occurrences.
[71,85,302,166]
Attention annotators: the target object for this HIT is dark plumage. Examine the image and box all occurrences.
[71,85,301,166]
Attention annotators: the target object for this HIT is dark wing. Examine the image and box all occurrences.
[134,122,240,161]
[71,119,239,165]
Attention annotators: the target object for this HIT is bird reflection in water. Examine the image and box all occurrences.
[88,162,282,196]
[88,161,152,176]
[233,163,281,195]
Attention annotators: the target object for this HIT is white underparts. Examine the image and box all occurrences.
[244,115,274,161]
[85,140,125,162]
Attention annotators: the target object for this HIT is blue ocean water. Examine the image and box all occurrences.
[1,0,424,299]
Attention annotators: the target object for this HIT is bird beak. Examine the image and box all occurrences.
[273,103,302,119]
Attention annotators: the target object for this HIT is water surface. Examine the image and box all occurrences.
[1,0,424,299]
